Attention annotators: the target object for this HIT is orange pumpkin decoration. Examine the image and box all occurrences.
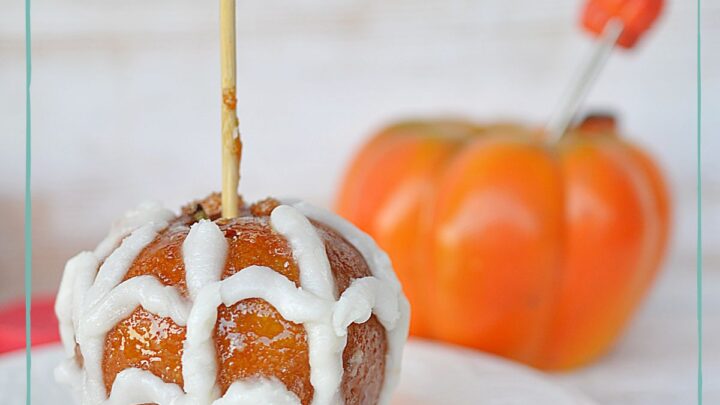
[335,115,670,369]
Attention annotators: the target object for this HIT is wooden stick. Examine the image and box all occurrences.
[220,0,241,218]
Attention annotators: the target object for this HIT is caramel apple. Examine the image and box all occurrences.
[55,194,409,405]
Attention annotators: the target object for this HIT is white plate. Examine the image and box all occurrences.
[0,340,595,405]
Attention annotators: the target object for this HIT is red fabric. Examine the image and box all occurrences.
[0,296,60,354]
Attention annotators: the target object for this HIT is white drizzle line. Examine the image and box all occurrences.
[81,276,189,332]
[94,202,175,260]
[56,202,409,405]
[106,369,185,405]
[290,201,411,405]
[213,378,302,405]
[184,220,229,301]
[182,282,223,404]
[270,205,344,405]
[333,277,400,336]
[270,205,337,300]
[289,202,402,290]
[55,252,99,356]
[83,221,170,310]
[219,266,330,322]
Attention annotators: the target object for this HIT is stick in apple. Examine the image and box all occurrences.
[220,0,241,218]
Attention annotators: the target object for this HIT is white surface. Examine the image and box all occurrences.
[0,340,595,405]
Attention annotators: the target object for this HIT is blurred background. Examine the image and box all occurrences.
[0,0,718,403]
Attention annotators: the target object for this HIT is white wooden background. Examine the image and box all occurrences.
[0,0,718,403]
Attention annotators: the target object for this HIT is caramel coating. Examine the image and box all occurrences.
[124,226,190,295]
[104,308,186,391]
[215,299,311,400]
[343,318,387,405]
[100,196,387,404]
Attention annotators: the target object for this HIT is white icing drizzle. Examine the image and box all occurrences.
[55,201,410,405]
[290,201,411,405]
[333,277,399,337]
[183,282,223,404]
[270,205,337,301]
[214,378,301,405]
[55,252,99,356]
[270,205,344,405]
[184,220,229,301]
[288,202,402,290]
[94,202,175,260]
[82,276,189,331]
[84,221,170,310]
[219,266,329,322]
[107,369,185,405]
